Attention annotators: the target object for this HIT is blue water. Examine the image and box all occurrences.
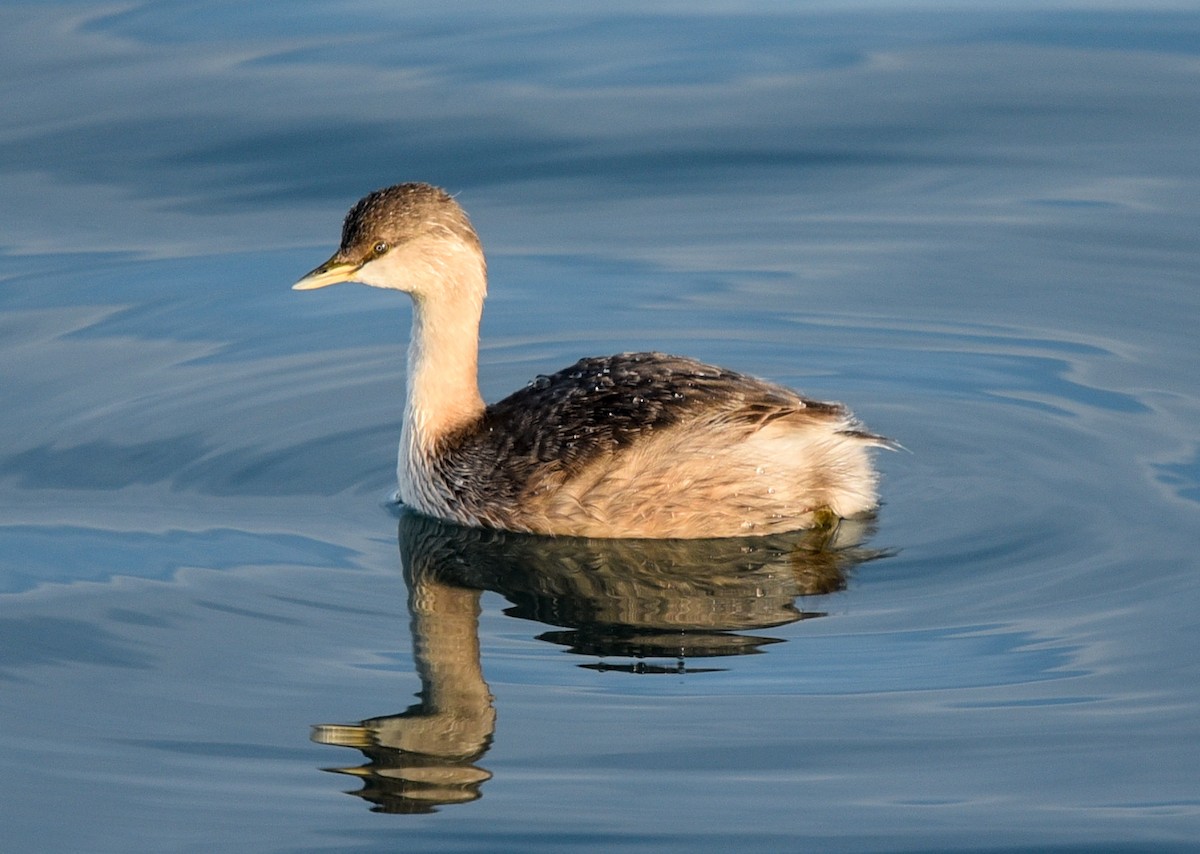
[2,4,1199,852]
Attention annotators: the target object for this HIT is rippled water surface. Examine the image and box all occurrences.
[3,4,1199,852]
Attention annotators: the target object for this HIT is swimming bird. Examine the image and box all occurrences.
[294,183,891,538]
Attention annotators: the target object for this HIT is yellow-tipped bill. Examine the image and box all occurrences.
[292,256,362,290]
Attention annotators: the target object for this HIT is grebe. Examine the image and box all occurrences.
[294,183,891,538]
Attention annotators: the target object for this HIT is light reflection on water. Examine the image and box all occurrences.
[313,512,1082,814]
[2,3,1200,853]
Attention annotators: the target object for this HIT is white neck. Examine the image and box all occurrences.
[394,242,487,509]
[404,288,486,442]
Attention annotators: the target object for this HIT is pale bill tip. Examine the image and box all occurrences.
[291,262,360,291]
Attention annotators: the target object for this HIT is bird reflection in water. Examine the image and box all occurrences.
[312,510,887,813]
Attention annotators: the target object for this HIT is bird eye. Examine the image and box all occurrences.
[372,241,389,256]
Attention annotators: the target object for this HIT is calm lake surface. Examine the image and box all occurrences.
[2,3,1199,852]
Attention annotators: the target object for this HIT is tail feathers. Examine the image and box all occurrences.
[838,428,904,452]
